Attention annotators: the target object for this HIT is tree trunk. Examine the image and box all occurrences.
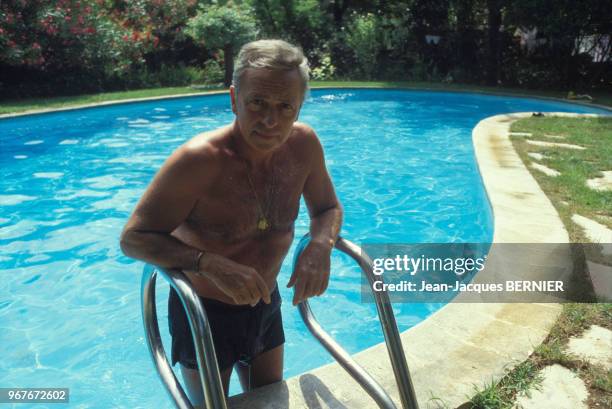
[333,0,350,28]
[456,0,476,76]
[224,44,233,87]
[486,0,502,85]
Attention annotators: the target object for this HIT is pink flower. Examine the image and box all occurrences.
[32,42,41,50]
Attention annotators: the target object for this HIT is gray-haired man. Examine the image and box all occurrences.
[120,39,343,404]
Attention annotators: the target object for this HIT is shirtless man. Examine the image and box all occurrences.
[120,39,343,405]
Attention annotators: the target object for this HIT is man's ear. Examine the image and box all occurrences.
[229,85,237,114]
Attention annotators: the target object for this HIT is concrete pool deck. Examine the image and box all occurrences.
[227,112,602,408]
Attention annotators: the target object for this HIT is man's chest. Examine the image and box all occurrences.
[187,157,309,236]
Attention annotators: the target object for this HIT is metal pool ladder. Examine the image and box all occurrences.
[141,264,227,409]
[140,234,419,409]
[292,234,419,409]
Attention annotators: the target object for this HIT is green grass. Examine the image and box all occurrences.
[591,367,612,393]
[1,81,610,115]
[511,116,612,237]
[0,86,224,115]
[469,381,507,409]
[469,116,612,408]
[468,304,611,409]
[468,361,543,409]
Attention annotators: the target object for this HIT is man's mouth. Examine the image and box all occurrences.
[254,130,278,139]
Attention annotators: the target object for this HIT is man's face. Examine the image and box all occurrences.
[230,68,304,153]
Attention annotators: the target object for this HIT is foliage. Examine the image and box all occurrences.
[185,3,257,52]
[199,59,224,84]
[245,0,328,64]
[185,2,257,86]
[345,13,379,79]
[310,54,336,81]
[502,0,612,89]
[0,0,203,97]
[0,0,149,74]
[1,0,611,98]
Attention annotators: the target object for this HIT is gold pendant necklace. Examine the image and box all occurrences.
[244,164,275,232]
[257,217,269,231]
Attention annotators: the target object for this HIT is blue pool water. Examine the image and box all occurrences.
[0,89,609,407]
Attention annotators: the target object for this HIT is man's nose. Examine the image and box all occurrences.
[262,107,278,128]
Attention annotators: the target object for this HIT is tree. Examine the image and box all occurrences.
[504,0,611,88]
[410,0,452,78]
[186,3,258,86]
[246,0,328,59]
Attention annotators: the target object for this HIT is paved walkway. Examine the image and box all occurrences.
[514,325,612,408]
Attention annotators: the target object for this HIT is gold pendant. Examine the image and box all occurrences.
[257,217,269,231]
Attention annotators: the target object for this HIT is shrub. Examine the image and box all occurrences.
[345,13,379,79]
[311,54,336,81]
[198,59,224,84]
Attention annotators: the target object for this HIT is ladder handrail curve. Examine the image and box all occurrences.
[292,234,419,409]
[141,264,227,409]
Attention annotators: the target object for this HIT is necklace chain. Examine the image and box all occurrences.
[244,163,275,231]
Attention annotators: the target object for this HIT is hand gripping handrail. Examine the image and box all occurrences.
[141,264,227,409]
[292,234,419,409]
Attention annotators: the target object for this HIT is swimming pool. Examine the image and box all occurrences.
[1,89,609,406]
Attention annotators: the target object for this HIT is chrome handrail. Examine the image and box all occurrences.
[292,235,419,409]
[141,264,227,409]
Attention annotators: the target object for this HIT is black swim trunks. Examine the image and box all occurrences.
[168,285,284,372]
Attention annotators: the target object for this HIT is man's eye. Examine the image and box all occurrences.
[281,103,295,114]
[248,99,263,110]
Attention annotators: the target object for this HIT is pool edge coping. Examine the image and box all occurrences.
[226,112,601,408]
[1,86,610,119]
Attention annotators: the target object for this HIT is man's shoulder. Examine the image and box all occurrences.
[286,122,324,167]
[288,122,320,150]
[175,127,234,164]
[164,126,231,179]
[181,126,231,159]
[291,122,317,139]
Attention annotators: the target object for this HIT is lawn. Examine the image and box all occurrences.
[510,116,612,238]
[464,115,612,409]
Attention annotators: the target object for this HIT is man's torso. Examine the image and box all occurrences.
[172,125,312,302]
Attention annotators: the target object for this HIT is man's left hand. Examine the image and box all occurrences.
[287,240,332,305]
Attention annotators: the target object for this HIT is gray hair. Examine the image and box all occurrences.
[232,39,309,98]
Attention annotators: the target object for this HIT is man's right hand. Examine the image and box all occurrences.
[189,253,271,306]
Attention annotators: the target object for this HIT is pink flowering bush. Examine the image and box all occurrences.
[0,0,151,74]
[0,0,200,96]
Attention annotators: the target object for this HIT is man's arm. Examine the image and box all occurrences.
[287,126,343,305]
[120,140,270,305]
[120,142,208,271]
